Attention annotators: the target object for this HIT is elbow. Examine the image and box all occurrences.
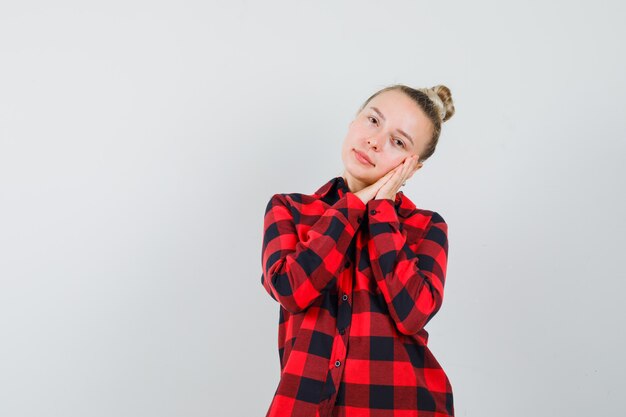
[395,312,439,336]
[272,292,307,314]
[262,272,308,314]
[395,316,428,336]
[277,301,307,315]
[393,290,443,336]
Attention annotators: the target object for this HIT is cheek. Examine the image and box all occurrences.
[348,124,368,138]
[378,156,404,173]
[341,141,354,161]
[345,133,363,150]
[375,159,392,174]
[390,151,408,164]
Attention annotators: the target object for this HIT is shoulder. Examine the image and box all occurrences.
[264,191,321,216]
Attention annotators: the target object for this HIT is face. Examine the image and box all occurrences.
[341,89,433,190]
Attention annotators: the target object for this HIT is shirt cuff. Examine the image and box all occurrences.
[343,191,367,230]
[366,198,399,224]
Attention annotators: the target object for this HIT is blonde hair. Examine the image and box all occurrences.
[358,84,455,163]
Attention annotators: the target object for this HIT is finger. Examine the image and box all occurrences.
[382,166,400,181]
[378,166,401,193]
[399,158,411,180]
[381,169,399,188]
[395,165,410,188]
[381,161,408,189]
[410,155,419,171]
[401,156,417,181]
[373,168,398,192]
[388,166,404,190]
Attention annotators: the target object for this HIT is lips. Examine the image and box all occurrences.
[353,149,374,166]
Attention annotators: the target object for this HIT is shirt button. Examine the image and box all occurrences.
[370,209,377,215]
[342,294,348,301]
[335,360,341,367]
[339,328,345,335]
[344,261,350,268]
[357,216,362,223]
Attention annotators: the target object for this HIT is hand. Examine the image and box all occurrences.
[374,155,420,201]
[353,168,397,205]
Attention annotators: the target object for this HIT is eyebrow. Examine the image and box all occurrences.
[369,106,415,147]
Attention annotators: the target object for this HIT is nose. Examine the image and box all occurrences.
[367,137,379,149]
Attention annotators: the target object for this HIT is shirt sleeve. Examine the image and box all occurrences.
[261,192,366,313]
[366,198,449,335]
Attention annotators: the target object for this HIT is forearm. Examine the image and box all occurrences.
[366,199,448,335]
[261,192,366,313]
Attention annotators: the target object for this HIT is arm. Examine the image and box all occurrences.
[261,192,366,313]
[366,198,449,335]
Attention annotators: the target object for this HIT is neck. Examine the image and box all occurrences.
[341,170,369,193]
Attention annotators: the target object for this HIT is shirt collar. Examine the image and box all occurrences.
[314,175,414,213]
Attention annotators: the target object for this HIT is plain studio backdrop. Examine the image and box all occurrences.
[1,1,624,416]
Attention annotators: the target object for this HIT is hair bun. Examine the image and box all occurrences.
[430,85,455,122]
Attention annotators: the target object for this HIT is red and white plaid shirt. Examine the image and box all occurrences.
[261,175,454,417]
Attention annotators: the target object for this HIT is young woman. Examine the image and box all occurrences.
[261,84,456,417]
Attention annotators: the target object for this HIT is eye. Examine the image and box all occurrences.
[367,116,378,125]
[392,137,405,148]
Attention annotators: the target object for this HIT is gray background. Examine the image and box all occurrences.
[1,1,624,416]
